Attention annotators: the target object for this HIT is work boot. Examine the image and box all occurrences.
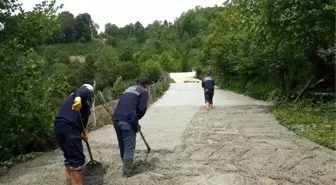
[123,159,133,178]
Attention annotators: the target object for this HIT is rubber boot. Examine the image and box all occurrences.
[123,159,133,178]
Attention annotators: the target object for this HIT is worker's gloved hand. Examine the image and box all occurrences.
[81,132,88,142]
[72,97,82,111]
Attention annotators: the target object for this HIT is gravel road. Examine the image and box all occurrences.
[0,72,335,185]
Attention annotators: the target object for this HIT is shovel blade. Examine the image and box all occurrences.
[83,160,104,176]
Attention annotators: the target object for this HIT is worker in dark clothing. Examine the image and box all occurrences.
[54,84,94,185]
[112,77,149,177]
[201,72,215,110]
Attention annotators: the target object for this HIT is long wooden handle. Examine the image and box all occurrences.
[78,112,95,161]
[85,140,95,161]
[98,91,112,114]
[139,130,151,152]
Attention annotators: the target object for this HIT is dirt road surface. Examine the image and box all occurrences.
[0,72,335,185]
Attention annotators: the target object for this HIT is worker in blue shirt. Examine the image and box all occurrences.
[112,77,149,177]
[201,72,215,110]
[54,84,94,185]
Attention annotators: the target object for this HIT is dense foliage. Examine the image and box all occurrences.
[197,1,335,101]
[0,0,67,160]
[0,0,335,160]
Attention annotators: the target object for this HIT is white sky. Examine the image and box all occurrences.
[20,0,224,32]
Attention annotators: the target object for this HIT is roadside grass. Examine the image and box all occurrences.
[271,102,336,150]
[169,77,175,83]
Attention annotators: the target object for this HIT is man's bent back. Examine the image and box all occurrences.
[112,77,149,177]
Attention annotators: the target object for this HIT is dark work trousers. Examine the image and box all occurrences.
[113,121,136,161]
[54,121,85,171]
[204,91,214,104]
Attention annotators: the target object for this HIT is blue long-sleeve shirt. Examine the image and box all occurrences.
[201,76,215,93]
[55,87,93,131]
[112,85,149,131]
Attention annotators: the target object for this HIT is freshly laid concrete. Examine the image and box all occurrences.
[170,71,199,83]
[89,83,203,151]
[0,72,335,185]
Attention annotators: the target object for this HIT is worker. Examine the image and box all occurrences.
[112,77,149,177]
[54,84,94,185]
[201,72,215,110]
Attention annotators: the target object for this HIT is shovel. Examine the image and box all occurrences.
[138,128,151,152]
[78,112,104,176]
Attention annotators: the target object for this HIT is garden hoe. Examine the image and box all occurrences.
[78,112,104,176]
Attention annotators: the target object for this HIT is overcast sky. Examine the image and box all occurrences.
[20,0,224,32]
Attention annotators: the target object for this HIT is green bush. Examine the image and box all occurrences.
[141,60,163,84]
[0,54,70,161]
[155,81,170,96]
[195,66,202,79]
[110,76,134,99]
[43,45,70,67]
[42,41,104,56]
[119,61,140,80]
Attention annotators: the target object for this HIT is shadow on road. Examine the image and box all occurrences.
[132,157,160,175]
[83,164,108,185]
[213,104,273,114]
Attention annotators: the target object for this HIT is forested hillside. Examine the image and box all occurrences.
[0,0,335,162]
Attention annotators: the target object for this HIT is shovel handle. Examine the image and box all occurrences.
[84,140,95,161]
[139,130,151,152]
[78,112,95,161]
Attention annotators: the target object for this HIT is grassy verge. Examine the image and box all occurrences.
[272,102,335,149]
[169,77,175,83]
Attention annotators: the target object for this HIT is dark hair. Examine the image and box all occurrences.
[205,72,210,76]
[137,77,149,86]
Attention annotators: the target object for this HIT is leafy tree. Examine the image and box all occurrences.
[56,11,75,43]
[74,13,94,41]
[78,53,97,84]
[0,0,69,160]
[141,59,163,83]
[94,47,121,90]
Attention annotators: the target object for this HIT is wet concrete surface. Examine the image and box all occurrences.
[170,71,200,83]
[0,73,335,185]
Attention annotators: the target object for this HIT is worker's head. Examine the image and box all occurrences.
[205,72,210,76]
[81,84,94,92]
[137,77,149,88]
[81,84,94,99]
